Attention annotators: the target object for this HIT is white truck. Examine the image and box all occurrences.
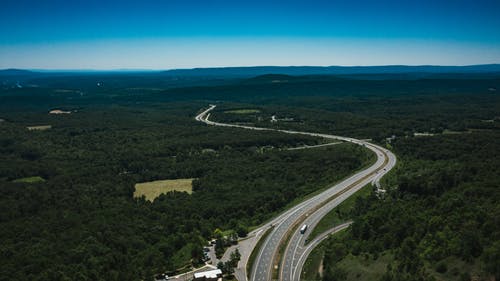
[300,224,308,234]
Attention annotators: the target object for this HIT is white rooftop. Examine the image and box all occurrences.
[194,269,222,279]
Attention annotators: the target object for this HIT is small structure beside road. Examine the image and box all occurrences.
[193,269,222,281]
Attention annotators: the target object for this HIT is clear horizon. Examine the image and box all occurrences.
[4,62,500,72]
[1,0,500,69]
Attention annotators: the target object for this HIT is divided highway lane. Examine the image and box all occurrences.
[195,105,396,281]
[292,222,353,280]
[283,147,396,281]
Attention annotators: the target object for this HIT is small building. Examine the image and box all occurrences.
[385,135,396,143]
[193,269,222,281]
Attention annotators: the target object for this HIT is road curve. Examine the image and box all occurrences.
[195,105,396,281]
[293,222,352,280]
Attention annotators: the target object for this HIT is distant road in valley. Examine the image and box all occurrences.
[195,105,396,281]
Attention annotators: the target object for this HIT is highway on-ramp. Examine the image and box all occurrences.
[195,105,396,281]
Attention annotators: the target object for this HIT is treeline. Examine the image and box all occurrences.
[0,103,372,280]
[321,131,500,281]
[1,74,499,280]
[211,90,500,141]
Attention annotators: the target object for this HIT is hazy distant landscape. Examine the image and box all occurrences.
[1,67,499,281]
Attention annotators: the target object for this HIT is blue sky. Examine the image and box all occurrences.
[1,0,499,69]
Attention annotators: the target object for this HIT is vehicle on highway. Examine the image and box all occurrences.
[300,224,308,234]
[195,105,397,281]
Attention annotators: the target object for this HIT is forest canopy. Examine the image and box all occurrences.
[0,73,499,280]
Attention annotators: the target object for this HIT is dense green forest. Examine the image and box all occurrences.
[316,131,500,281]
[0,100,371,280]
[1,73,499,280]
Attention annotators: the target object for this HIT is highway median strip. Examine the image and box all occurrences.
[274,152,389,280]
[195,105,395,281]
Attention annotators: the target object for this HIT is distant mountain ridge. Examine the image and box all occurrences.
[2,65,500,78]
[162,64,500,77]
[0,69,36,76]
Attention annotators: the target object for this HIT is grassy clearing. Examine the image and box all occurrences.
[308,184,372,241]
[303,242,392,281]
[13,176,46,183]
[426,256,483,281]
[26,125,52,131]
[338,252,393,281]
[304,249,480,281]
[302,227,350,280]
[171,243,196,270]
[134,178,193,201]
[224,109,261,114]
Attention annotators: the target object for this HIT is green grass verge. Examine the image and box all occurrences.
[301,242,325,281]
[12,176,46,183]
[307,183,372,241]
[307,247,483,281]
[283,145,375,211]
[247,143,375,233]
[338,252,393,281]
[247,144,377,279]
[301,228,350,280]
[171,243,200,270]
[246,226,274,279]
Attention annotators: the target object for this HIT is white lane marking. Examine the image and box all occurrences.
[196,106,396,281]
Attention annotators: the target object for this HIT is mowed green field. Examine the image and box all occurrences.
[134,178,194,201]
[224,109,261,114]
[337,252,393,281]
[13,176,46,183]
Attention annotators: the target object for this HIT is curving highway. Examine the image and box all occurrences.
[195,105,396,281]
[293,222,353,280]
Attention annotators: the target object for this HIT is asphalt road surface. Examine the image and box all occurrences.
[292,222,353,280]
[195,105,396,281]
